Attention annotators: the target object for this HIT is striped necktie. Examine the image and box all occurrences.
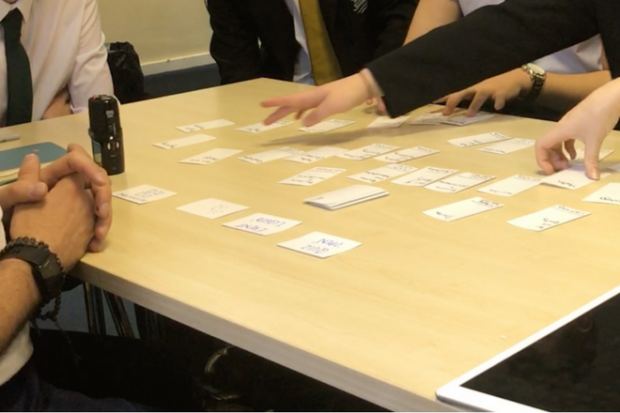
[298,0,342,85]
[2,9,32,126]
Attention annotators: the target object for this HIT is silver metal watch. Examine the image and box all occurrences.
[521,63,547,102]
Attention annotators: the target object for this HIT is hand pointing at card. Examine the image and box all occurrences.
[536,78,620,180]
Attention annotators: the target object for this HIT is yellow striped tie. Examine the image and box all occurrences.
[299,0,343,85]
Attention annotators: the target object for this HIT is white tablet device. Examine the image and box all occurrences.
[436,284,620,412]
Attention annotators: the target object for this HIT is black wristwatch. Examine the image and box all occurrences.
[0,237,65,304]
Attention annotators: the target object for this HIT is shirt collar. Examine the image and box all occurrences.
[0,0,33,25]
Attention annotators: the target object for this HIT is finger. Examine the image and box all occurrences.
[377,99,386,114]
[583,140,603,180]
[443,92,468,116]
[0,155,48,209]
[433,96,448,104]
[18,154,42,183]
[494,95,507,111]
[365,99,373,106]
[295,109,306,120]
[41,147,109,188]
[467,92,490,117]
[564,139,577,159]
[263,106,297,125]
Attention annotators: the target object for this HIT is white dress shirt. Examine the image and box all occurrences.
[0,208,32,387]
[0,0,113,126]
[458,0,603,73]
[283,0,315,85]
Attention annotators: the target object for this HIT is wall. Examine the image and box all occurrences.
[98,0,214,75]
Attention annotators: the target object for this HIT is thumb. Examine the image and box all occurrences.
[583,142,603,180]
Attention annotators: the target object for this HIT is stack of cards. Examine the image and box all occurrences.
[305,185,388,210]
[280,167,345,186]
[374,146,439,163]
[348,164,416,184]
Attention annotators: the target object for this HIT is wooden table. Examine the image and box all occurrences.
[10,79,620,411]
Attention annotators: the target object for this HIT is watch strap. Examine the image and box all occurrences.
[521,64,546,102]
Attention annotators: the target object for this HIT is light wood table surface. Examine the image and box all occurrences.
[8,79,620,411]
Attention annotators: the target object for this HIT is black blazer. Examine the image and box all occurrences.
[206,0,418,85]
[366,0,617,117]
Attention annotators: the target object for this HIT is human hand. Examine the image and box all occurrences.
[42,89,72,120]
[10,174,95,271]
[261,72,376,127]
[436,68,531,117]
[365,98,387,115]
[0,155,49,214]
[535,80,620,179]
[40,144,111,251]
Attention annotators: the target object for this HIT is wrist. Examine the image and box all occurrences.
[520,63,547,102]
[359,69,383,100]
[0,258,41,304]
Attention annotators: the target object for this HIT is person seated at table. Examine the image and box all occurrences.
[403,0,610,120]
[0,145,138,411]
[205,0,418,86]
[0,0,112,126]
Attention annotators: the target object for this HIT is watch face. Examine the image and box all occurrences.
[528,63,546,76]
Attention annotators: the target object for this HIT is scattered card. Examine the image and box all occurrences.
[223,213,301,236]
[480,138,536,155]
[367,115,410,129]
[425,172,495,193]
[409,112,448,126]
[239,147,304,164]
[236,120,293,133]
[338,143,400,161]
[153,134,216,150]
[391,166,458,187]
[574,148,614,163]
[542,166,609,190]
[583,183,620,205]
[305,185,388,210]
[286,147,349,164]
[180,148,242,165]
[348,164,416,184]
[508,205,590,232]
[374,146,439,163]
[478,175,541,197]
[279,167,345,186]
[423,197,503,222]
[448,132,511,148]
[176,119,234,133]
[278,232,361,258]
[113,185,176,205]
[440,112,495,126]
[299,119,356,133]
[177,198,248,219]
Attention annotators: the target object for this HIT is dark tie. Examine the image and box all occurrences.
[2,9,32,126]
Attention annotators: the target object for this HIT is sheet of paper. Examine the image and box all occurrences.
[574,148,614,163]
[278,232,361,258]
[179,148,242,165]
[367,115,410,129]
[409,112,447,126]
[423,197,503,222]
[440,112,495,126]
[508,205,590,232]
[374,146,439,163]
[448,132,511,148]
[236,120,293,133]
[542,165,609,190]
[286,146,348,164]
[153,134,216,150]
[176,119,234,133]
[279,167,345,186]
[305,185,388,210]
[425,172,495,193]
[113,185,176,205]
[338,143,400,161]
[480,138,536,155]
[583,183,620,205]
[391,166,458,187]
[223,213,301,236]
[299,119,356,133]
[478,175,541,197]
[238,147,304,164]
[177,198,248,219]
[348,164,416,184]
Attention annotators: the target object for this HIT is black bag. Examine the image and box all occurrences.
[107,42,149,104]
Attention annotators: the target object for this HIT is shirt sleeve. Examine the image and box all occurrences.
[366,0,599,117]
[68,0,114,114]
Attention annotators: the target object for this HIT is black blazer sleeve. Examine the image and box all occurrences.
[206,0,262,85]
[371,0,418,59]
[366,0,599,116]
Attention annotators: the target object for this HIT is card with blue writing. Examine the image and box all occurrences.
[223,213,301,236]
[583,183,620,205]
[278,232,361,258]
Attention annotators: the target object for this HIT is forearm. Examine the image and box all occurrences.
[0,259,40,355]
[583,77,620,120]
[537,71,612,112]
[403,0,460,44]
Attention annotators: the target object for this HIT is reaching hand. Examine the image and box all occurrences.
[10,173,95,271]
[436,68,531,117]
[261,73,374,127]
[535,80,620,179]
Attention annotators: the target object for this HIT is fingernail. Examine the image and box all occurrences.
[97,203,110,216]
[30,183,47,197]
